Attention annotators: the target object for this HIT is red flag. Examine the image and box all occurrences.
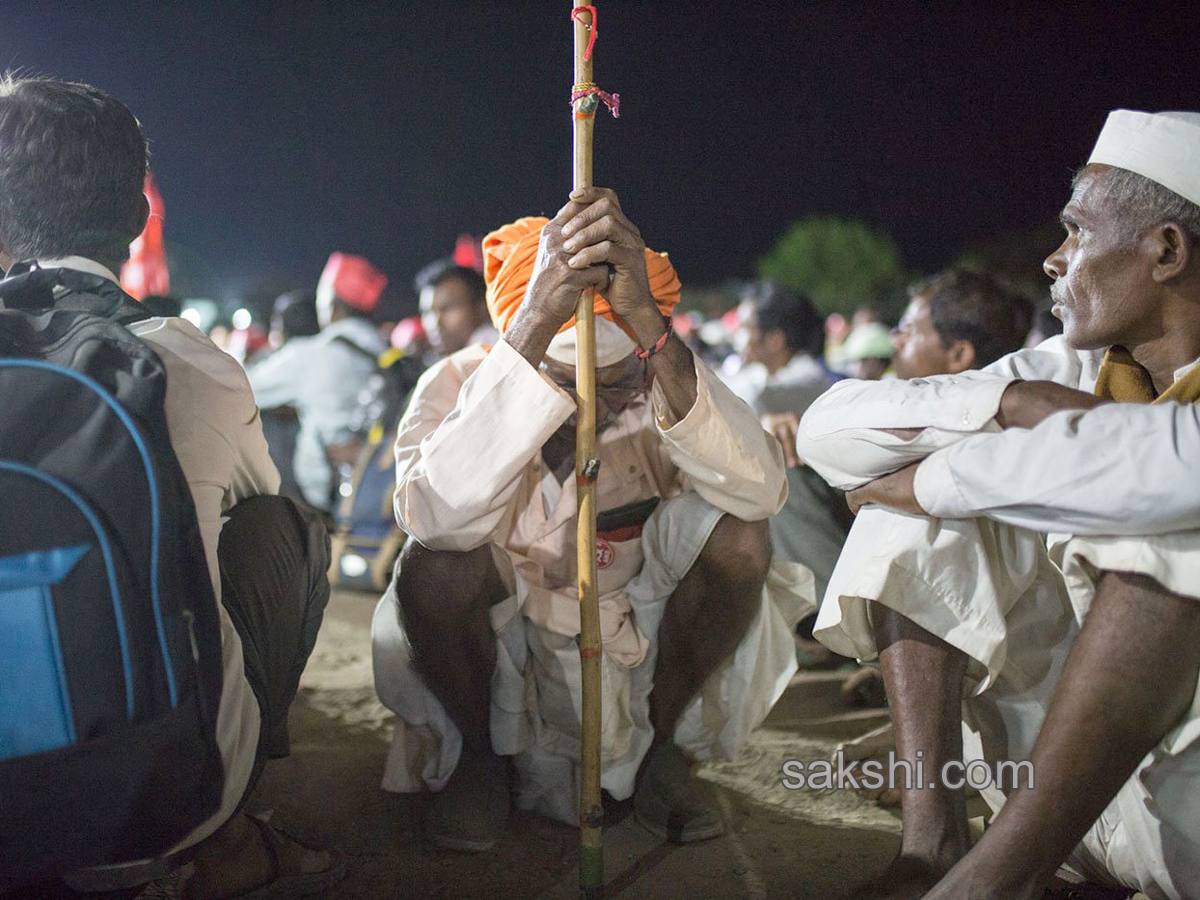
[121,172,170,300]
[453,233,484,272]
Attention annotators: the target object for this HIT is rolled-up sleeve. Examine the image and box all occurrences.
[393,341,575,551]
[653,356,787,521]
[797,337,1101,491]
[797,374,1013,490]
[915,402,1200,536]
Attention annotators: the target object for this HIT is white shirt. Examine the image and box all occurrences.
[720,352,832,417]
[797,335,1200,538]
[39,257,275,852]
[797,335,1104,490]
[393,340,788,662]
[247,316,386,508]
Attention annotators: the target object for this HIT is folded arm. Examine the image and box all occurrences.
[915,401,1200,535]
[393,342,575,551]
[798,337,1101,490]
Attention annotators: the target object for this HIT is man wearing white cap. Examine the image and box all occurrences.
[796,110,1200,898]
[372,188,811,851]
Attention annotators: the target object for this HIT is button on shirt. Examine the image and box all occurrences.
[247,317,387,508]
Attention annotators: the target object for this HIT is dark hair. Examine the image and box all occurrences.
[413,258,486,306]
[742,280,824,357]
[0,75,149,265]
[272,290,320,340]
[910,269,1032,368]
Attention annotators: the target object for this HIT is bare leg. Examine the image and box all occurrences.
[394,540,512,851]
[926,571,1200,900]
[851,605,972,898]
[636,515,769,843]
[394,540,507,752]
[650,514,771,736]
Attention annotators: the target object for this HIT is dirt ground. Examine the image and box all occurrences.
[246,587,903,899]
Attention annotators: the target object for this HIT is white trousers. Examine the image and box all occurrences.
[815,509,1200,899]
[372,492,813,826]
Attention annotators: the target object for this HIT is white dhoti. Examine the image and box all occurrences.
[815,509,1200,899]
[372,492,813,826]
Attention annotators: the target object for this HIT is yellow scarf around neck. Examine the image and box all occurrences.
[1093,345,1200,405]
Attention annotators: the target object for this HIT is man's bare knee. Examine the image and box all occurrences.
[395,541,504,624]
[698,514,772,593]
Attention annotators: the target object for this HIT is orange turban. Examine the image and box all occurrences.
[482,216,682,336]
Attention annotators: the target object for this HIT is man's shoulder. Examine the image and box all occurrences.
[417,344,492,388]
[320,318,387,356]
[983,336,1105,391]
[129,316,256,402]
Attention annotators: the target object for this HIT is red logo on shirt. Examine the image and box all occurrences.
[596,538,615,569]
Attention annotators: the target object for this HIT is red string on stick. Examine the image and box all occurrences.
[571,5,598,60]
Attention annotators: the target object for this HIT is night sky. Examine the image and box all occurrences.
[4,1,1197,310]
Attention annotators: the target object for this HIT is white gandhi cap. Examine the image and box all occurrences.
[1088,110,1200,206]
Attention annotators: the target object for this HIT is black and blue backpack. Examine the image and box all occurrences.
[0,266,224,885]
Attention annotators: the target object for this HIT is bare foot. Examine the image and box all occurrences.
[921,856,1045,900]
[182,812,336,900]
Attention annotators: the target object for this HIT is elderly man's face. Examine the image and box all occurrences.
[542,353,650,435]
[1044,165,1157,351]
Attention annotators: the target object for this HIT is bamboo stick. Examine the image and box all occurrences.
[571,4,603,897]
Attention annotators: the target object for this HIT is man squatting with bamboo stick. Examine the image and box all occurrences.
[371,187,814,851]
[798,110,1200,898]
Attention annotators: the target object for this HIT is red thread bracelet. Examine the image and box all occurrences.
[634,317,672,360]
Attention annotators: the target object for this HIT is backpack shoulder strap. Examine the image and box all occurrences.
[0,264,152,327]
[330,333,380,366]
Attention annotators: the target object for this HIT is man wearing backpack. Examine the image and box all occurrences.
[247,252,390,514]
[0,76,343,897]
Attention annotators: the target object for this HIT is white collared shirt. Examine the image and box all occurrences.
[720,352,833,417]
[797,335,1200,537]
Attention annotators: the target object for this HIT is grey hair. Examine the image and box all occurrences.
[1077,165,1200,245]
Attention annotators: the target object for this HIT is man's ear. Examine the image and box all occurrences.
[131,192,150,237]
[1150,222,1191,284]
[945,339,977,374]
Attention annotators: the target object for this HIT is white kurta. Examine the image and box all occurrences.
[372,340,813,825]
[797,335,1200,899]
